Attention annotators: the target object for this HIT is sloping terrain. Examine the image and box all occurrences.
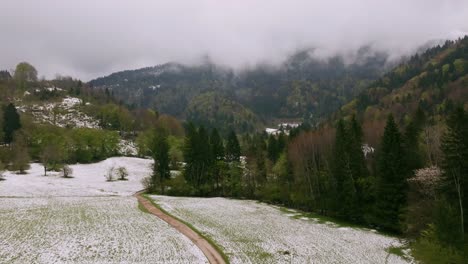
[151,195,413,264]
[342,36,468,122]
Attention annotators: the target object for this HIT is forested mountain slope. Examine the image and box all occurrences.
[89,47,392,130]
[341,36,468,123]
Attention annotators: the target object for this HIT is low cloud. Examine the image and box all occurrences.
[1,0,467,80]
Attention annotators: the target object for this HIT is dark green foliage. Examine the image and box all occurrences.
[186,92,259,134]
[225,130,241,162]
[330,117,371,223]
[3,103,21,144]
[332,119,358,220]
[150,130,171,194]
[267,135,278,162]
[438,107,468,249]
[404,107,426,171]
[373,115,408,233]
[210,128,224,192]
[210,128,224,161]
[183,124,214,193]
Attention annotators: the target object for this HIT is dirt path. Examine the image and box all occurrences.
[135,192,226,264]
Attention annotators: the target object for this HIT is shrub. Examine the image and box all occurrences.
[62,165,73,178]
[104,166,115,182]
[412,224,464,264]
[141,176,151,190]
[116,166,129,181]
[0,162,4,181]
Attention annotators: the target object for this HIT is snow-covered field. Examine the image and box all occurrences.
[151,195,413,264]
[0,157,151,197]
[1,157,413,264]
[0,157,207,264]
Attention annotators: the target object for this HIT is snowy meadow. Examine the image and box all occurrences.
[0,157,207,264]
[151,195,413,264]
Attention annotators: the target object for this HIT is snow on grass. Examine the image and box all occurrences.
[118,139,138,156]
[0,157,152,197]
[0,157,208,263]
[16,96,100,129]
[0,196,207,264]
[150,195,413,264]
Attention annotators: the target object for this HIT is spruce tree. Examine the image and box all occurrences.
[267,134,278,162]
[332,119,357,221]
[3,103,21,144]
[210,128,224,193]
[374,114,408,233]
[404,107,426,171]
[150,130,170,194]
[439,107,467,245]
[210,128,224,161]
[348,115,370,220]
[226,130,241,162]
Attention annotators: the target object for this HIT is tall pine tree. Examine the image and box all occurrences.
[374,114,408,233]
[439,107,467,245]
[150,130,170,194]
[348,115,370,220]
[226,130,241,162]
[332,119,358,221]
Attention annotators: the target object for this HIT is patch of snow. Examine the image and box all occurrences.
[362,144,375,157]
[266,128,280,135]
[118,140,138,156]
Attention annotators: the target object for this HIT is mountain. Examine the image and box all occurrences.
[341,36,468,124]
[89,47,392,131]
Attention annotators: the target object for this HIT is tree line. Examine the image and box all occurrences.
[149,106,467,262]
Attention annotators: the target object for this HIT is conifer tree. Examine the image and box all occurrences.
[439,107,467,245]
[267,134,278,162]
[210,128,224,161]
[150,130,170,193]
[332,119,357,220]
[3,103,21,144]
[404,107,426,171]
[348,115,370,219]
[226,130,241,162]
[374,114,408,233]
[210,128,224,193]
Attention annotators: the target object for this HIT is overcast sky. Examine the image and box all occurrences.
[2,0,468,81]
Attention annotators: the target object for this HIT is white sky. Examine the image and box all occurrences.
[1,0,467,81]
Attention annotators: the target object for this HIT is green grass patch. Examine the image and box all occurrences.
[141,194,230,264]
[137,202,150,214]
[411,238,464,264]
[278,207,363,229]
[386,245,413,262]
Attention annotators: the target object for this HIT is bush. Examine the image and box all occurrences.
[412,224,464,264]
[0,162,4,181]
[62,165,73,178]
[141,176,151,190]
[116,166,129,181]
[104,166,115,182]
[166,174,195,196]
